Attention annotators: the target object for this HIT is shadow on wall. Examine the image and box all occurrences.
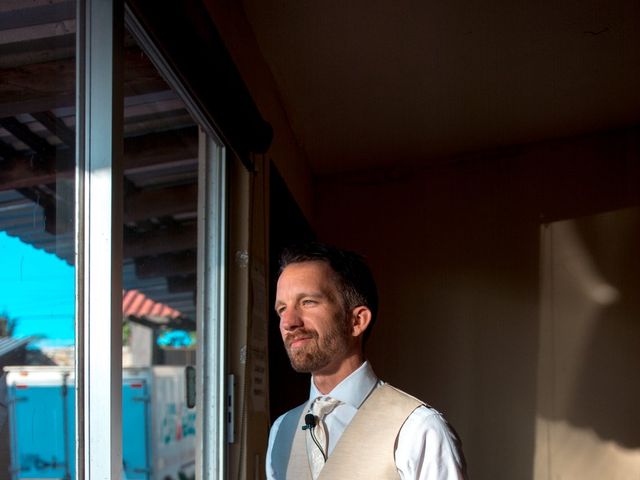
[535,207,640,479]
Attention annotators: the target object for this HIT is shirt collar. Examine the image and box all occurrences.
[309,360,379,409]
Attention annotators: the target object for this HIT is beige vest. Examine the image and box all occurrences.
[285,384,423,480]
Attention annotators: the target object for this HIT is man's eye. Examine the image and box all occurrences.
[302,299,316,306]
[276,307,285,316]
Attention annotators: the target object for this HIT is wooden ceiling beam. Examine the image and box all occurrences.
[0,58,75,118]
[125,183,197,223]
[123,126,198,170]
[0,48,170,117]
[123,223,197,258]
[31,111,75,147]
[134,251,197,279]
[0,127,197,191]
[0,116,54,155]
[16,186,60,234]
[0,138,66,234]
[0,150,72,190]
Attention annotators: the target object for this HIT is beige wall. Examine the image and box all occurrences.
[316,164,540,479]
[314,130,640,479]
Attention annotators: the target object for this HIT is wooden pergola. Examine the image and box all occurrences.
[0,1,200,320]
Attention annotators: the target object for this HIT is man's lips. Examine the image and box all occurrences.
[286,335,313,349]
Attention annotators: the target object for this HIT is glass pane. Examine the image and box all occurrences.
[120,27,198,480]
[0,1,77,479]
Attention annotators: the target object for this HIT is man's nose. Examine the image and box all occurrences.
[280,307,303,331]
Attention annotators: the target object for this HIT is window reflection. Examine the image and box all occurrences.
[120,27,198,480]
[0,4,199,479]
[0,1,77,478]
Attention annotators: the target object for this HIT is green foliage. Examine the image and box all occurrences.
[0,310,18,337]
[122,319,131,345]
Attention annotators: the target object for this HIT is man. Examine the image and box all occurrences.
[266,243,467,480]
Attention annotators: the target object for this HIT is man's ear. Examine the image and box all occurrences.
[351,306,372,338]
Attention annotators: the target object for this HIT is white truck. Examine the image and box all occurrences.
[3,366,195,480]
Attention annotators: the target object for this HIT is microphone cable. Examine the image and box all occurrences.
[302,413,327,462]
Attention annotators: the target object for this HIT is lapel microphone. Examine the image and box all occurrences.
[302,413,316,430]
[302,413,327,461]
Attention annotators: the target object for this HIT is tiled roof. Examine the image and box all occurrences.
[122,289,182,319]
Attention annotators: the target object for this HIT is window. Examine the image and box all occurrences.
[0,2,233,479]
[0,1,78,478]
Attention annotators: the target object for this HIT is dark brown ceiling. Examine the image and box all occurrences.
[241,0,640,175]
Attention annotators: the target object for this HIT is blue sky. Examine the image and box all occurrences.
[0,231,75,347]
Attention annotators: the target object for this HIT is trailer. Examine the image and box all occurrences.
[3,366,195,480]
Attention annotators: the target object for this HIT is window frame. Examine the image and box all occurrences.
[76,1,229,478]
[76,0,124,478]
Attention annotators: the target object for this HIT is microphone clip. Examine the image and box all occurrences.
[301,413,316,431]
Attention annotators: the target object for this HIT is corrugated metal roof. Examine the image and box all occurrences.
[0,336,33,358]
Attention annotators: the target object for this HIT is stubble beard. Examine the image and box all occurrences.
[284,313,352,373]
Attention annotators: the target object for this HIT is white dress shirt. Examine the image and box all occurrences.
[266,361,467,479]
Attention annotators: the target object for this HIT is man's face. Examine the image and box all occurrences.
[275,261,354,374]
